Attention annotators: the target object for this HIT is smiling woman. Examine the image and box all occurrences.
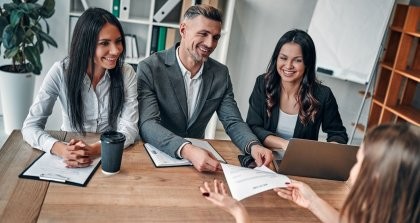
[21,8,139,168]
[246,29,348,150]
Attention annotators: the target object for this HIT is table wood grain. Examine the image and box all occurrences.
[0,130,66,222]
[0,131,349,222]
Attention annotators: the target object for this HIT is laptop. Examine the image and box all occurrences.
[273,138,359,181]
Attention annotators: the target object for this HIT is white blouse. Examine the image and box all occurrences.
[276,109,298,140]
[22,61,139,153]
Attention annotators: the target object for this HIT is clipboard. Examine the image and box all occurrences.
[19,152,101,187]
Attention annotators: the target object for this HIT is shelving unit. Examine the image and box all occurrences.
[368,4,420,128]
[68,0,236,65]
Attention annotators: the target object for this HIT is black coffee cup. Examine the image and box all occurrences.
[100,131,126,175]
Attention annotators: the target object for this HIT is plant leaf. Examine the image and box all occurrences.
[0,17,8,37]
[24,46,42,74]
[43,0,55,11]
[2,25,17,49]
[38,30,57,47]
[4,47,19,58]
[37,40,44,54]
[4,3,18,11]
[40,0,55,18]
[10,10,23,26]
[20,3,41,20]
[20,3,39,13]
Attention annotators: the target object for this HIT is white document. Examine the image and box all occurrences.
[145,143,191,167]
[221,163,291,201]
[124,35,133,58]
[153,0,181,22]
[119,0,130,19]
[131,35,138,58]
[20,152,101,186]
[145,138,226,167]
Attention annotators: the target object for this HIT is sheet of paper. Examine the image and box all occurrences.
[221,163,291,201]
[145,143,192,167]
[22,152,101,185]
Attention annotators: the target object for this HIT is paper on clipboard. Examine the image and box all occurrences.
[19,152,101,187]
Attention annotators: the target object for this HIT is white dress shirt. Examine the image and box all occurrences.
[175,47,204,157]
[22,61,139,153]
[176,48,204,120]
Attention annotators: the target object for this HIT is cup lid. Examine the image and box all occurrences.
[100,131,126,143]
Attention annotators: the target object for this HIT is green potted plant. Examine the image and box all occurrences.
[0,0,57,134]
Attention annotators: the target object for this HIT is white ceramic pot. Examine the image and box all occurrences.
[0,67,35,135]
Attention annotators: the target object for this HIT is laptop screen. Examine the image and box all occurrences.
[273,138,358,181]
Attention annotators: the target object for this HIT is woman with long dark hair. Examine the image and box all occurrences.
[22,8,138,168]
[246,29,347,150]
[200,123,420,223]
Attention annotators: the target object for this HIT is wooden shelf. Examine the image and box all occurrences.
[380,62,393,70]
[372,96,385,106]
[405,31,420,38]
[390,26,404,32]
[394,68,420,82]
[386,105,420,125]
[368,4,420,128]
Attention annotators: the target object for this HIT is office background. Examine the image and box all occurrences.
[0,0,416,148]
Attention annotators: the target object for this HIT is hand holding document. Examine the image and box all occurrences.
[145,138,226,167]
[221,163,291,201]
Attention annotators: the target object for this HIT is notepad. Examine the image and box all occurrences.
[19,152,101,187]
[145,138,226,167]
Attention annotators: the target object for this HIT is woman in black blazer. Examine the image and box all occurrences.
[246,29,348,149]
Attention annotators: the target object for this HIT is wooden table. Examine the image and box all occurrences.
[0,130,350,222]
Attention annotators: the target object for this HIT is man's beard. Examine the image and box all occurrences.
[188,48,209,63]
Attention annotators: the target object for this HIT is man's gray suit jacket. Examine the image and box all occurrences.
[137,43,259,158]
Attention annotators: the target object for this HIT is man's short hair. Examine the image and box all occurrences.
[183,4,222,23]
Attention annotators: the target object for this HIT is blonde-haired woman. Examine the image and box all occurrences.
[200,123,420,223]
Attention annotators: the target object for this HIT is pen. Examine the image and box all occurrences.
[39,173,68,183]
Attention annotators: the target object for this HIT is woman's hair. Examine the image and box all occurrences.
[66,8,126,134]
[341,123,420,223]
[264,29,319,125]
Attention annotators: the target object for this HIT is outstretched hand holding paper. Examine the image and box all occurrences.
[221,163,291,201]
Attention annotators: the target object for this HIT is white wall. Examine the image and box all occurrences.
[226,0,317,118]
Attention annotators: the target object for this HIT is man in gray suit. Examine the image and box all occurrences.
[137,5,272,172]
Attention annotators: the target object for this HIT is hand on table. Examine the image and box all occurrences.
[181,144,221,172]
[51,139,100,168]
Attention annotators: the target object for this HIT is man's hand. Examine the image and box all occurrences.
[250,144,273,166]
[181,143,221,172]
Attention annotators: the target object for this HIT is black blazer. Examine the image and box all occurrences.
[246,74,348,144]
